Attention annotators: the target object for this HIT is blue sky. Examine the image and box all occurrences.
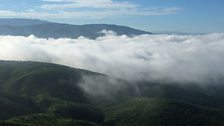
[0,0,223,33]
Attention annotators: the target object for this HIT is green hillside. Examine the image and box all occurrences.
[104,98,224,126]
[0,61,224,126]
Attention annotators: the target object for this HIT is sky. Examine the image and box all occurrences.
[0,0,223,33]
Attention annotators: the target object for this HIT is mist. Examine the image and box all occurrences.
[1,33,224,84]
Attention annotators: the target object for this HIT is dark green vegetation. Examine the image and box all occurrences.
[0,19,150,39]
[0,61,224,126]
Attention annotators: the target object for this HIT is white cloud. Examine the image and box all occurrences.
[0,0,181,19]
[1,33,224,84]
[40,0,181,18]
[0,10,17,17]
[0,6,180,19]
[41,0,138,10]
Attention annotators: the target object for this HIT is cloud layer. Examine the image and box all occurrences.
[42,0,138,10]
[0,0,181,19]
[1,33,224,84]
[0,7,180,19]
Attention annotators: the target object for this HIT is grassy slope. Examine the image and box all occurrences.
[104,98,224,126]
[0,61,224,126]
[0,61,104,125]
[6,113,100,126]
[0,61,91,98]
[0,91,39,119]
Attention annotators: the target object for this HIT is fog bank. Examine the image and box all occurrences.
[1,33,224,83]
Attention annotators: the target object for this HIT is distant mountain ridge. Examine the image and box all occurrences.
[0,18,151,39]
[0,18,48,26]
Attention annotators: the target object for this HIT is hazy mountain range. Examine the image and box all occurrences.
[0,18,150,39]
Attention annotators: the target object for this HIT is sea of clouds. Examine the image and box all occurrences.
[1,33,224,84]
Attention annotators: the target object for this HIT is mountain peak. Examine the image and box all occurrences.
[0,18,48,26]
[0,18,151,39]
